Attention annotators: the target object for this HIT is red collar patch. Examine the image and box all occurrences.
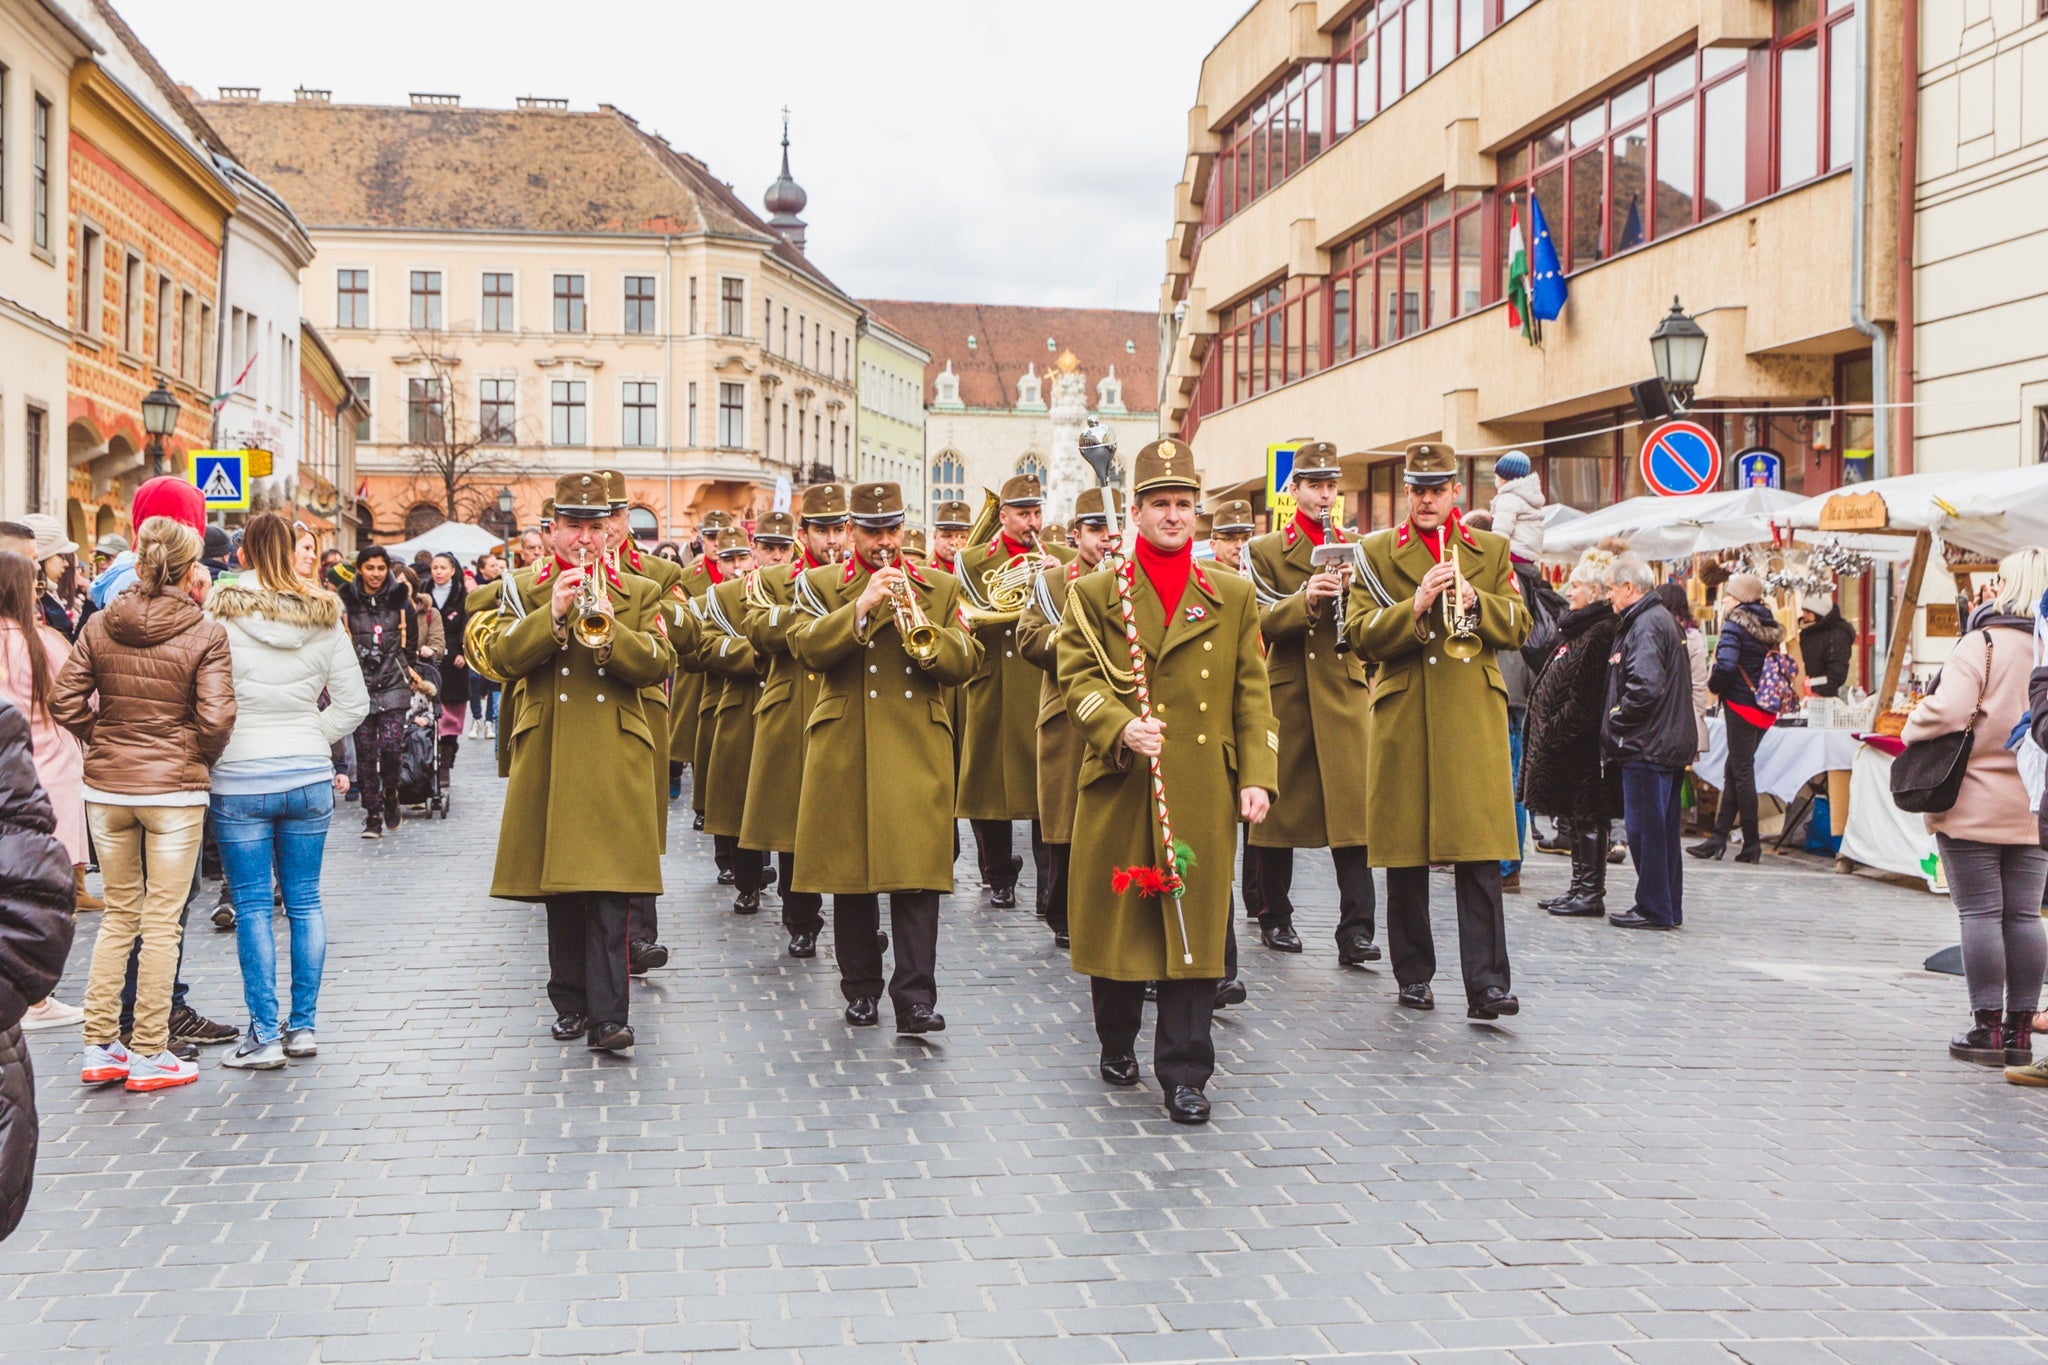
[903,558,930,588]
[1283,523,1299,548]
[1395,523,1412,548]
[1191,563,1213,596]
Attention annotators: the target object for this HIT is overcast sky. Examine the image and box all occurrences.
[120,0,1249,313]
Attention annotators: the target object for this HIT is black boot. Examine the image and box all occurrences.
[1538,819,1578,909]
[1687,834,1728,860]
[2005,1011,2035,1067]
[1951,1009,2008,1066]
[1544,827,1591,915]
[437,736,457,790]
[383,790,402,831]
[1551,825,1608,917]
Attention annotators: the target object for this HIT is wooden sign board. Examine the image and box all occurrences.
[1817,489,1888,531]
[1925,602,1961,638]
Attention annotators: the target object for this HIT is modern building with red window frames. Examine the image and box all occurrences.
[1162,0,1900,535]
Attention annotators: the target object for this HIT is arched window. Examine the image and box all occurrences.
[1016,453,1047,483]
[931,453,966,505]
[628,506,659,542]
[404,502,447,538]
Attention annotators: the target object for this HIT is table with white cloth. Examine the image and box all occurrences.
[1838,741,1947,893]
[1694,717,1863,805]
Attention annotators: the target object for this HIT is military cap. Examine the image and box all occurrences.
[1402,440,1460,487]
[1043,521,1068,548]
[999,473,1044,507]
[540,497,556,520]
[713,527,752,558]
[1132,437,1200,494]
[849,481,906,528]
[1291,441,1342,481]
[799,483,850,524]
[595,468,629,508]
[754,510,797,544]
[932,499,973,530]
[900,528,929,559]
[1072,486,1126,526]
[1211,498,1256,533]
[1196,511,1214,538]
[552,472,611,519]
[700,508,735,533]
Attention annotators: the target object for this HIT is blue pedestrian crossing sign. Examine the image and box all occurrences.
[189,450,249,510]
[1638,420,1722,497]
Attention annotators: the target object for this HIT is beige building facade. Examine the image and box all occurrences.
[854,315,930,526]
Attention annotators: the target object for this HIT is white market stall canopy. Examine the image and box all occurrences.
[380,521,508,562]
[1782,464,2048,560]
[1542,487,1805,562]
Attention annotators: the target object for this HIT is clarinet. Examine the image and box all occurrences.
[1324,508,1353,655]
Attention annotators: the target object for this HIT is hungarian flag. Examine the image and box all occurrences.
[1506,199,1537,345]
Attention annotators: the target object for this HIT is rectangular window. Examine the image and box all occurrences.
[200,304,214,389]
[717,382,745,447]
[719,277,744,335]
[155,276,172,367]
[407,377,445,445]
[76,224,101,333]
[552,274,586,332]
[481,272,514,331]
[24,406,46,514]
[277,333,292,415]
[687,277,698,333]
[179,291,195,379]
[1774,0,1858,188]
[0,64,8,227]
[781,306,789,354]
[32,95,50,252]
[408,270,442,330]
[349,375,372,442]
[686,382,699,446]
[336,269,369,328]
[549,379,587,445]
[479,377,516,443]
[622,381,658,447]
[624,275,656,334]
[122,254,143,353]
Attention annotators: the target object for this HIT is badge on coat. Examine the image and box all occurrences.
[1185,605,1206,622]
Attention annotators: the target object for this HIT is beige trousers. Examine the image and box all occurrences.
[82,803,205,1056]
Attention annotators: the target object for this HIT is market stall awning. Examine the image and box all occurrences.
[381,521,508,561]
[1782,464,2048,559]
[1542,487,1805,562]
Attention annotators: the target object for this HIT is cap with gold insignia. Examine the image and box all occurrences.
[1290,441,1341,482]
[1402,440,1460,487]
[932,499,973,530]
[1211,498,1256,534]
[799,483,849,525]
[1042,521,1068,548]
[699,508,735,534]
[849,481,906,528]
[900,528,929,559]
[552,472,611,520]
[539,497,556,526]
[1072,486,1126,526]
[754,510,796,544]
[713,527,752,558]
[595,469,629,509]
[999,473,1044,507]
[1132,438,1200,494]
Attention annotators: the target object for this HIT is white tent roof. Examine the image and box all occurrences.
[1782,464,2048,559]
[380,521,508,562]
[1541,487,1805,561]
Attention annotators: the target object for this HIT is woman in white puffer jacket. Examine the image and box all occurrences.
[204,513,368,1071]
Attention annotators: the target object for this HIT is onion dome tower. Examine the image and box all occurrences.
[763,108,808,254]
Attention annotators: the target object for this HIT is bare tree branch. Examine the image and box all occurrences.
[394,333,528,533]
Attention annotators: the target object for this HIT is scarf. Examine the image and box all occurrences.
[1134,535,1193,619]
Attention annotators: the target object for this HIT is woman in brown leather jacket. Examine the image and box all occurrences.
[50,517,234,1094]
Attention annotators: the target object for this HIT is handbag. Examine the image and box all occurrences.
[1890,631,1993,814]
[1739,651,1802,714]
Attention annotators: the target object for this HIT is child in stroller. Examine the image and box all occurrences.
[397,660,448,817]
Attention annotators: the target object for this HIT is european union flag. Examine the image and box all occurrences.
[1529,194,1569,322]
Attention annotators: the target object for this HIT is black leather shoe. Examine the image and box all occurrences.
[1468,986,1521,1019]
[1734,842,1763,864]
[1052,930,1071,949]
[1337,932,1381,965]
[1548,899,1606,917]
[1260,919,1304,953]
[1686,836,1727,860]
[1099,1052,1140,1087]
[629,940,669,974]
[716,867,736,885]
[990,884,1017,908]
[897,1003,946,1035]
[761,861,777,890]
[733,890,761,915]
[1214,978,1247,1009]
[1166,1086,1211,1124]
[1143,981,1158,1001]
[587,1021,635,1051]
[877,931,889,954]
[844,996,879,1027]
[1397,983,1435,1011]
[551,1013,590,1041]
[692,811,706,830]
[788,930,819,959]
[1608,909,1677,930]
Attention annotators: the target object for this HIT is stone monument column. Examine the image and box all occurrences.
[1045,351,1089,523]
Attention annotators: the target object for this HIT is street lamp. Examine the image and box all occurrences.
[496,486,515,542]
[140,382,181,476]
[1649,296,1709,411]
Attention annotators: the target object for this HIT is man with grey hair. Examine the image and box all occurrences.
[1600,554,1694,929]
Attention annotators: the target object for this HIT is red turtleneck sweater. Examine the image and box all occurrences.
[1292,509,1326,546]
[1134,536,1193,617]
[998,532,1030,561]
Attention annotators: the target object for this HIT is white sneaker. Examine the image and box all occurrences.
[125,1049,200,1091]
[467,718,482,738]
[82,1039,131,1084]
[485,720,497,739]
[221,1037,286,1070]
[21,997,84,1032]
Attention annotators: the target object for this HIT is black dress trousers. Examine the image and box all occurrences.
[779,850,824,935]
[544,892,632,1026]
[1091,976,1217,1095]
[1383,862,1511,1004]
[1240,825,1266,920]
[1043,842,1071,935]
[972,819,1020,889]
[1259,845,1378,945]
[833,891,939,1015]
[626,895,658,946]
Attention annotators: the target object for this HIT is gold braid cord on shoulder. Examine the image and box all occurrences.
[1066,578,1136,693]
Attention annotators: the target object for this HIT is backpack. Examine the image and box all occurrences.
[1749,651,1802,714]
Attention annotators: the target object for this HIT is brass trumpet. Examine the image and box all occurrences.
[1440,534,1481,660]
[876,548,942,663]
[571,549,615,651]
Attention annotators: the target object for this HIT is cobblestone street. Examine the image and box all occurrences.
[4,748,2044,1364]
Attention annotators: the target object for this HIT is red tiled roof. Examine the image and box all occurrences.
[862,300,1157,413]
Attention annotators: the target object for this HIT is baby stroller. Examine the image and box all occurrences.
[398,661,449,818]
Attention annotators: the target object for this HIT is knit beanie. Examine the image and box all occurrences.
[1726,572,1765,604]
[1494,451,1532,481]
[130,475,206,536]
[1801,590,1833,614]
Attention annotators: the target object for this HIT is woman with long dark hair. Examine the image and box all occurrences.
[337,546,417,839]
[426,551,469,789]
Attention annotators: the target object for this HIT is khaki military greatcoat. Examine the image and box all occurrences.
[1246,523,1373,849]
[620,545,690,849]
[696,576,765,840]
[739,558,825,854]
[954,537,1073,822]
[1055,558,1278,982]
[1015,561,1092,844]
[787,558,983,894]
[1343,519,1531,867]
[673,557,718,776]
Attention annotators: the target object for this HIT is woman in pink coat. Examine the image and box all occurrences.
[0,552,86,1031]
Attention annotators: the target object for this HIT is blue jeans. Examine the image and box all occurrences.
[470,679,500,721]
[1502,707,1527,878]
[1621,763,1684,926]
[212,781,335,1042]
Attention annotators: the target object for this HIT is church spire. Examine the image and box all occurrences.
[763,107,809,254]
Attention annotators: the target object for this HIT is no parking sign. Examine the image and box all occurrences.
[1638,420,1722,497]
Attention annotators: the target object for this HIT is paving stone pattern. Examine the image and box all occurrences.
[4,748,2044,1363]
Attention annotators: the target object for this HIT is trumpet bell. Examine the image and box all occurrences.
[901,621,943,663]
[1442,631,1482,661]
[572,611,615,651]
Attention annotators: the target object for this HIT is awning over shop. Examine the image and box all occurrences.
[381,521,509,561]
[1782,464,2048,560]
[1542,488,1806,562]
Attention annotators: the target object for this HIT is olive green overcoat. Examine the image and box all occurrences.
[954,537,1074,822]
[672,558,718,774]
[1055,558,1279,982]
[1246,524,1373,849]
[1015,561,1092,844]
[1342,520,1532,867]
[739,558,825,854]
[787,558,983,894]
[621,547,689,849]
[478,566,677,900]
[696,576,764,840]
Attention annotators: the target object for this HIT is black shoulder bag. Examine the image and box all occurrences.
[1890,632,1993,814]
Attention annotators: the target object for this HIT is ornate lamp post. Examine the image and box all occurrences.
[1649,297,1709,412]
[141,382,181,476]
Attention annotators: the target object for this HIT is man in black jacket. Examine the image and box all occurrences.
[1601,556,1696,931]
[1799,592,1856,697]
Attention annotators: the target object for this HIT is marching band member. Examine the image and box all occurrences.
[697,525,774,915]
[741,485,848,958]
[1055,440,1277,1124]
[1344,443,1529,1020]
[788,483,982,1034]
[1245,443,1379,965]
[678,508,733,839]
[930,501,972,576]
[1206,500,1256,574]
[474,473,677,1053]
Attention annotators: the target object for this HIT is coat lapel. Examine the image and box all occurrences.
[1393,524,1438,593]
[1157,561,1223,660]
